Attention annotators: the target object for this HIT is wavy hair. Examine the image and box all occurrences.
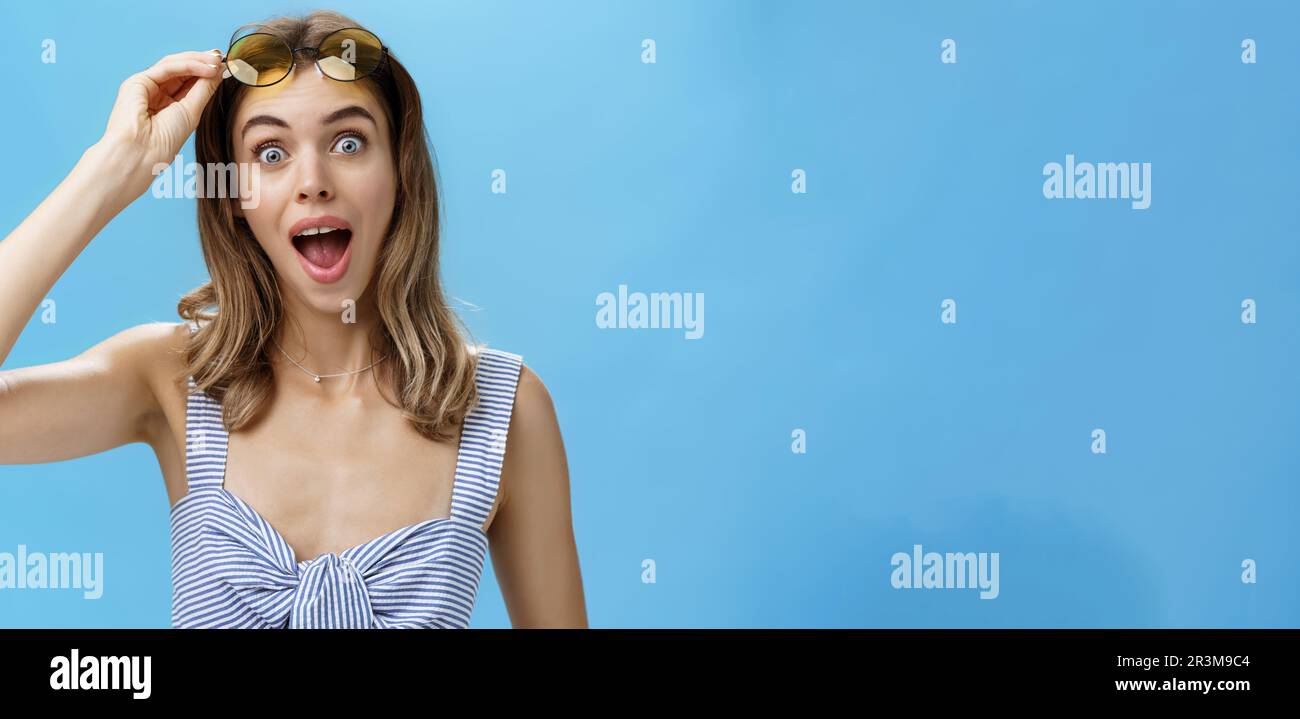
[177,9,478,442]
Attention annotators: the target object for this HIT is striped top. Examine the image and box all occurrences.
[170,320,524,628]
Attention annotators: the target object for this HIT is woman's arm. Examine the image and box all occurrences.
[0,51,222,465]
[488,365,589,628]
[0,322,186,464]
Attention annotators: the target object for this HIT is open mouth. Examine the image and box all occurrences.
[291,227,353,270]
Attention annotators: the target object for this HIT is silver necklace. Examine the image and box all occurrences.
[271,338,387,384]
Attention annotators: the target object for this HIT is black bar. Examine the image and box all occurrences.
[0,629,1290,704]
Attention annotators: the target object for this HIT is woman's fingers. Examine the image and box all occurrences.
[173,71,222,132]
[95,50,226,181]
[139,59,221,98]
[119,52,222,125]
[102,50,225,159]
[139,51,223,87]
[121,52,220,108]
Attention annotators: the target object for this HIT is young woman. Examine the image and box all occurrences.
[0,11,586,628]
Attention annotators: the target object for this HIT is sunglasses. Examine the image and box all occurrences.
[220,26,388,87]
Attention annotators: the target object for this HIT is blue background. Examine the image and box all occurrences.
[1,0,1295,627]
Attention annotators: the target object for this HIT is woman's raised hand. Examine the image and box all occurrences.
[99,50,225,199]
[0,50,225,368]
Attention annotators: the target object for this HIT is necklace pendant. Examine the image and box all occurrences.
[313,375,321,383]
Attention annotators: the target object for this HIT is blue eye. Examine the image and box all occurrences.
[256,145,285,165]
[334,133,365,155]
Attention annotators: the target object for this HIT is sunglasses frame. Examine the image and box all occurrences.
[222,26,390,88]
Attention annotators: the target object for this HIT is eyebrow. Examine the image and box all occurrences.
[240,105,379,140]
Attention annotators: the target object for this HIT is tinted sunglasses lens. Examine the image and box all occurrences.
[316,28,383,81]
[225,33,292,86]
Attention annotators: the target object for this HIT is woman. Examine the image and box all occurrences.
[0,11,586,628]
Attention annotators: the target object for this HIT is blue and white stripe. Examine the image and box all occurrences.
[170,321,524,629]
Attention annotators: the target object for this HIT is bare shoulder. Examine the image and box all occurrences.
[110,321,191,440]
[64,320,188,390]
[514,363,555,421]
[510,363,561,448]
[498,362,567,506]
[107,320,189,382]
[105,319,189,358]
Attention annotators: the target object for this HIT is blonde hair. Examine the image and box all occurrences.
[177,10,478,442]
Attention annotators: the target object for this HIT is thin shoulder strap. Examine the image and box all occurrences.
[450,346,525,528]
[183,320,229,492]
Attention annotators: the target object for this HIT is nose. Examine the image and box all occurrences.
[293,152,334,204]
